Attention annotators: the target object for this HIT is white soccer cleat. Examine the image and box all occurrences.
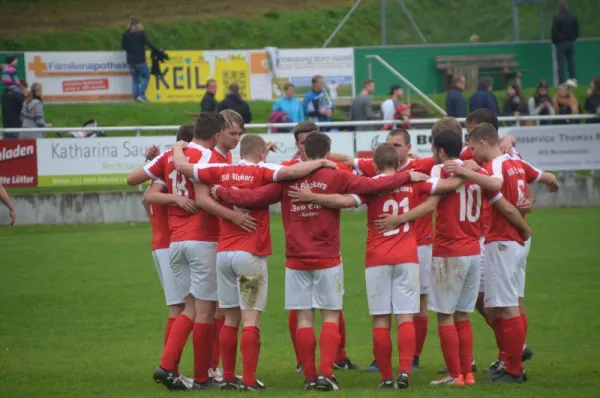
[209,368,223,382]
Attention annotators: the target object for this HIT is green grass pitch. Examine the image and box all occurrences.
[1,209,600,397]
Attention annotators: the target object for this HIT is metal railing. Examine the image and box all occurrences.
[0,114,597,137]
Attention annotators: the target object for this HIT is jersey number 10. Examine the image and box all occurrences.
[458,184,482,222]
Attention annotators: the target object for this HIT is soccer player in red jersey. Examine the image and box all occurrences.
[444,123,558,383]
[283,122,359,372]
[213,133,428,391]
[172,134,337,390]
[127,113,257,390]
[330,129,435,370]
[287,143,465,389]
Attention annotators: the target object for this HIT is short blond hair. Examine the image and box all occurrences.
[432,117,462,139]
[240,134,266,159]
[220,109,244,131]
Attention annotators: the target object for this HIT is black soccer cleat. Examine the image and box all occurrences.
[192,378,221,389]
[396,371,410,389]
[315,375,340,391]
[220,378,242,391]
[522,346,534,362]
[239,381,266,391]
[152,366,189,391]
[379,379,395,389]
[304,380,317,391]
[334,357,360,370]
[492,369,525,384]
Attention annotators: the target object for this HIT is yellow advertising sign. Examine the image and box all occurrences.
[146,50,251,103]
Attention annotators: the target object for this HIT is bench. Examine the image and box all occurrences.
[436,54,522,91]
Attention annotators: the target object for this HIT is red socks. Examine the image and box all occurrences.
[220,325,238,382]
[296,327,317,381]
[521,314,528,339]
[288,311,300,366]
[397,321,416,376]
[414,315,428,357]
[164,317,176,346]
[456,320,473,376]
[193,323,214,383]
[335,311,347,363]
[372,327,393,380]
[503,317,525,376]
[438,325,461,378]
[319,322,341,378]
[241,326,261,386]
[160,314,193,372]
[492,318,506,361]
[211,317,224,370]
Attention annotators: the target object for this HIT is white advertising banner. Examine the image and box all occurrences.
[35,133,355,187]
[269,48,355,100]
[25,52,132,103]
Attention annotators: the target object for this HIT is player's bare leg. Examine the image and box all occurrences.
[454,311,475,385]
[209,307,225,382]
[315,310,341,391]
[431,313,464,386]
[191,299,219,389]
[413,294,429,370]
[372,314,393,387]
[395,313,415,389]
[295,309,318,388]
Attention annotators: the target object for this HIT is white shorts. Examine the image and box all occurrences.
[365,263,419,315]
[169,241,218,301]
[478,236,486,293]
[217,251,268,312]
[418,244,432,294]
[428,256,481,315]
[519,237,532,298]
[483,240,528,308]
[285,264,344,311]
[153,249,184,306]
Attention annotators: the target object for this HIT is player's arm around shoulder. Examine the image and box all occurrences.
[287,184,360,209]
[195,182,258,232]
[443,160,502,192]
[493,195,531,240]
[276,159,338,181]
[171,141,196,180]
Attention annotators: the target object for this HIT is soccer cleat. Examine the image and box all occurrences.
[179,375,194,389]
[334,357,360,370]
[430,374,464,386]
[364,360,379,372]
[464,373,476,386]
[152,366,189,391]
[240,381,266,391]
[472,360,477,373]
[484,359,504,373]
[315,375,340,391]
[379,379,395,389]
[492,369,524,384]
[304,380,317,391]
[296,363,303,374]
[235,375,265,388]
[209,367,223,383]
[412,355,420,371]
[396,372,410,389]
[522,346,534,362]
[220,378,242,391]
[192,378,221,389]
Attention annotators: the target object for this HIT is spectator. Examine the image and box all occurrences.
[552,83,579,124]
[217,83,252,123]
[383,103,411,131]
[21,82,51,138]
[552,1,579,86]
[272,82,304,123]
[303,75,334,130]
[349,79,376,131]
[445,74,467,118]
[121,16,160,102]
[1,53,23,94]
[200,79,218,112]
[584,76,600,120]
[1,79,27,138]
[469,77,499,115]
[528,79,555,124]
[381,84,403,121]
[503,83,528,117]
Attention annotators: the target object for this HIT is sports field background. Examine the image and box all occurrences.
[1,208,600,397]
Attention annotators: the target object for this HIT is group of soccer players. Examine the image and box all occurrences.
[126,107,558,391]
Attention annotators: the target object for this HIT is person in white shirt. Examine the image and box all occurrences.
[381,85,403,121]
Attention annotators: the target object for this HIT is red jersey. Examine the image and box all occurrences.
[143,142,220,243]
[355,178,434,268]
[458,147,491,237]
[212,146,233,163]
[148,181,170,251]
[484,154,542,245]
[282,157,354,173]
[353,157,435,246]
[460,145,474,161]
[194,160,281,256]
[215,169,412,271]
[430,163,486,257]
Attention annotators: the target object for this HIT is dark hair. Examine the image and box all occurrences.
[466,109,499,131]
[432,117,462,139]
[311,75,324,84]
[388,128,411,145]
[389,84,402,95]
[176,123,195,143]
[363,79,375,88]
[4,53,17,65]
[240,134,266,159]
[304,133,331,159]
[194,112,225,140]
[284,82,295,91]
[293,122,319,142]
[478,77,493,91]
[229,83,240,95]
[505,83,525,105]
[206,79,216,86]
[432,129,463,159]
[373,143,399,171]
[468,122,499,145]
